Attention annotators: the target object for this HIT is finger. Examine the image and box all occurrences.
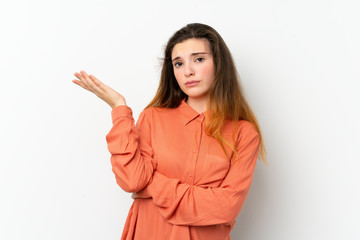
[131,193,137,199]
[74,72,92,90]
[72,79,92,92]
[88,74,107,92]
[80,70,103,94]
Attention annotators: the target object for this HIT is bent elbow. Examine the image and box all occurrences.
[115,177,137,193]
[222,197,248,225]
[223,210,239,225]
[114,176,147,193]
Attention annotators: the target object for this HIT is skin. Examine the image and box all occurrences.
[172,38,215,114]
[72,71,127,109]
[72,38,216,199]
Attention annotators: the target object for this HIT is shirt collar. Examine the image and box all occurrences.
[178,98,208,125]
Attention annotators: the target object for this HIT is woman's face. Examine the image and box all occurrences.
[171,38,215,102]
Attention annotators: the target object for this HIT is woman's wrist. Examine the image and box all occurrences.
[110,98,127,109]
[111,102,127,109]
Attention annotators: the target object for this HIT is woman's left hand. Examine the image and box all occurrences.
[131,188,152,199]
[131,192,140,199]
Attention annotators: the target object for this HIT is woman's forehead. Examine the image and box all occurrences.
[171,38,211,58]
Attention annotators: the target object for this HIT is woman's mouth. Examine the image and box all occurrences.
[185,80,200,87]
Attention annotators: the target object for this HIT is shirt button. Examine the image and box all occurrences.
[193,150,196,153]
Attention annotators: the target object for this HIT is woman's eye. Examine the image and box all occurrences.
[196,57,204,62]
[174,62,182,67]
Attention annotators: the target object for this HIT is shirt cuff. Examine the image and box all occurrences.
[146,171,163,196]
[111,105,133,124]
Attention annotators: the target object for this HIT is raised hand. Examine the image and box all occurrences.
[72,70,127,109]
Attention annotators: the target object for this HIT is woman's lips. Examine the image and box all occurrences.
[185,80,200,87]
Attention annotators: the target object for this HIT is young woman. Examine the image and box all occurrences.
[72,23,266,240]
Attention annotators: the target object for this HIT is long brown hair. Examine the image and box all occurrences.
[146,23,267,164]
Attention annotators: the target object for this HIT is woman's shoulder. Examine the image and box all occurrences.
[222,119,259,138]
[235,120,259,144]
[237,120,257,132]
[138,105,179,121]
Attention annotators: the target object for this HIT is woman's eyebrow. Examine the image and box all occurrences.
[172,52,208,62]
[191,52,208,56]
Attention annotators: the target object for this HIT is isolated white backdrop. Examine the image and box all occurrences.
[0,0,359,239]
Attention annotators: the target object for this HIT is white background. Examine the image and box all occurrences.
[0,0,359,239]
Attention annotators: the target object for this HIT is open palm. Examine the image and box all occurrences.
[72,70,126,109]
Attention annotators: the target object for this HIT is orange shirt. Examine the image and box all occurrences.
[105,98,260,240]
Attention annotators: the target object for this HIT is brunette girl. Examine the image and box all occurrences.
[72,23,266,240]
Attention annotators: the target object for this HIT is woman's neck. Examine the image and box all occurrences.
[186,96,208,114]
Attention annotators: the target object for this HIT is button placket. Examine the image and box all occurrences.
[189,118,203,183]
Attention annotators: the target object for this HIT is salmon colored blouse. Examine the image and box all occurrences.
[105,98,260,240]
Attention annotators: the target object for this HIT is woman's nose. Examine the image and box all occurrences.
[184,63,195,77]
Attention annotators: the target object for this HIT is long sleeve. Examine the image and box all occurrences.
[136,121,260,226]
[105,105,156,193]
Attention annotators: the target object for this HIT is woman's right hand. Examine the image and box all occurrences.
[72,70,127,109]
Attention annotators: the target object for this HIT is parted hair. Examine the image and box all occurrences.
[146,23,266,164]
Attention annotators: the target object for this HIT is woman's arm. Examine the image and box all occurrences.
[72,70,155,193]
[134,121,260,226]
[106,106,156,193]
